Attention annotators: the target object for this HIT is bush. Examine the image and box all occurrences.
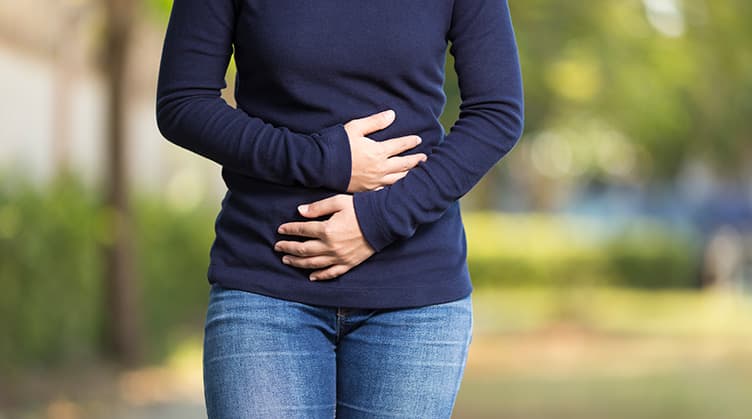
[0,173,103,368]
[464,212,699,289]
[0,173,215,369]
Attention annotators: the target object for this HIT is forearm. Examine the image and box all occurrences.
[351,0,524,252]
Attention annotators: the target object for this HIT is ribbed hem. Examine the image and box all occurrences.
[311,122,352,193]
[207,262,473,310]
[352,190,394,252]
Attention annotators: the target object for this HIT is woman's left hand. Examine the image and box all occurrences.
[274,194,375,281]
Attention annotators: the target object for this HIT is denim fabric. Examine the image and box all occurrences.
[203,283,473,418]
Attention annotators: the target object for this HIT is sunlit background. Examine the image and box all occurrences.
[1,0,751,418]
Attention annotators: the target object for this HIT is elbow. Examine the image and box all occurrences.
[155,86,220,144]
[498,101,525,152]
[155,93,170,138]
[503,80,525,144]
[510,94,525,140]
[155,74,169,139]
[155,96,178,143]
[155,114,170,143]
[508,107,525,142]
[154,78,188,143]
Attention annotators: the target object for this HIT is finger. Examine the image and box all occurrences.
[274,239,331,257]
[383,153,427,174]
[345,109,396,137]
[381,135,422,157]
[299,195,346,218]
[277,221,326,238]
[282,254,337,270]
[379,171,409,186]
[310,264,351,281]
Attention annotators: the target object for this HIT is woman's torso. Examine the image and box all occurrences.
[207,0,473,309]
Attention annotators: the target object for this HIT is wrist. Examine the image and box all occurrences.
[352,190,394,252]
[310,123,352,192]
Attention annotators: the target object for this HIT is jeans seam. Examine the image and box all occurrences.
[335,309,343,343]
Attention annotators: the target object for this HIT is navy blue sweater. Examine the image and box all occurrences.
[156,0,524,309]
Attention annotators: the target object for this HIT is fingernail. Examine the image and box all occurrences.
[416,136,422,144]
[384,109,395,120]
[282,256,290,264]
[277,225,285,233]
[298,204,308,214]
[309,275,318,281]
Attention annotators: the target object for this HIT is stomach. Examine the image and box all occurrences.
[209,167,467,287]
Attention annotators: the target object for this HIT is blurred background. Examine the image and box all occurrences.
[1,0,751,418]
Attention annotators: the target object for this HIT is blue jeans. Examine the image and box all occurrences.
[202,283,473,418]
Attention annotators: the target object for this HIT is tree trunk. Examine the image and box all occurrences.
[51,3,85,175]
[100,0,141,366]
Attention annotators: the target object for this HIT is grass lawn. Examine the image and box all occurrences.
[2,286,751,418]
[454,287,752,419]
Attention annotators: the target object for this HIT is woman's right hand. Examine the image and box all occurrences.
[343,109,427,193]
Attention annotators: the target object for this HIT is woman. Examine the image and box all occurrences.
[156,0,523,417]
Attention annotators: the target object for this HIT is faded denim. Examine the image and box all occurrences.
[203,283,473,418]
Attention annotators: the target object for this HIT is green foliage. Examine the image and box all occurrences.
[508,0,752,178]
[0,173,215,370]
[142,0,173,22]
[464,212,699,289]
[132,191,215,361]
[0,173,104,368]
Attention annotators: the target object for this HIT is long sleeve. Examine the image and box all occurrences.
[155,0,352,191]
[351,0,524,252]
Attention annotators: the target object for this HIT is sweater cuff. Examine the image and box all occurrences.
[310,123,352,192]
[352,190,394,252]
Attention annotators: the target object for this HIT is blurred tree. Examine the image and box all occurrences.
[510,0,752,181]
[98,0,142,366]
[51,1,78,174]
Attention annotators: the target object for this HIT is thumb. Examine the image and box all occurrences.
[345,109,396,137]
[298,195,345,218]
